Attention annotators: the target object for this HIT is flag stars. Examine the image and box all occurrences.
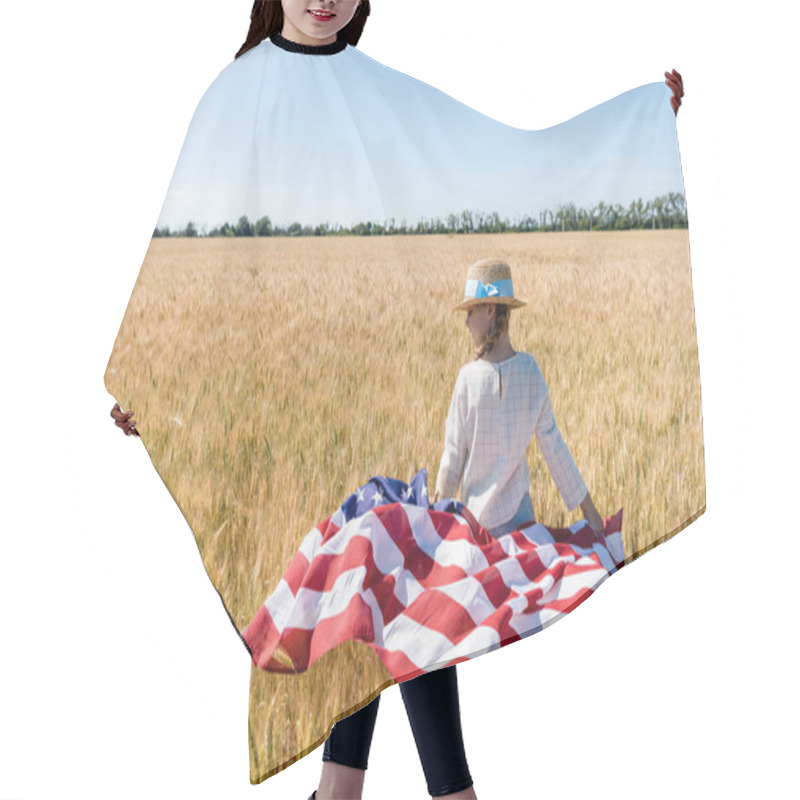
[371,488,384,506]
[357,487,366,502]
[401,486,413,501]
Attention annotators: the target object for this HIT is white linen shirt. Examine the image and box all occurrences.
[434,351,588,531]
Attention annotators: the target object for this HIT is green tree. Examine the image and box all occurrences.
[254,216,273,236]
[235,215,253,236]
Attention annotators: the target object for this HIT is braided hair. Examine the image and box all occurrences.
[474,302,512,361]
[235,0,372,59]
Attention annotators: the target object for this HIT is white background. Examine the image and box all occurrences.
[1,1,796,798]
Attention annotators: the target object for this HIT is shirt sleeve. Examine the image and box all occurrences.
[435,372,468,501]
[534,378,588,512]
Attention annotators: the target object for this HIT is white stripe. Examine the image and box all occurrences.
[509,606,562,636]
[434,574,498,625]
[266,578,299,629]
[382,613,456,668]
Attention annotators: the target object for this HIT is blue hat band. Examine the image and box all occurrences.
[464,278,514,301]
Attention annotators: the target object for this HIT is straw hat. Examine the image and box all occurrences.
[452,258,527,312]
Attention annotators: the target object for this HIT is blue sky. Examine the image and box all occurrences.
[156,41,684,232]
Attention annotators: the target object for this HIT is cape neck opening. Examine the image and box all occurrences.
[269,31,348,55]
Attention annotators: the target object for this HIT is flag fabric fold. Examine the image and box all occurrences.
[243,468,624,681]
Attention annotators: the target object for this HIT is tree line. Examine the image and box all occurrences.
[153,193,687,238]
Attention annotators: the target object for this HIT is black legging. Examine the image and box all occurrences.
[322,664,474,797]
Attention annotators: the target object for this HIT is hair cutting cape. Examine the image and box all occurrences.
[105,32,704,785]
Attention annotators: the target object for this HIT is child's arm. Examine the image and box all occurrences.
[534,380,605,536]
[434,373,468,503]
[533,380,588,513]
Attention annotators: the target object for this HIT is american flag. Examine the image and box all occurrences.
[242,468,624,681]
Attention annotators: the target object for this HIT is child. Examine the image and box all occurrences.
[433,257,606,540]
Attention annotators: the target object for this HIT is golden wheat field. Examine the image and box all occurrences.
[104,229,704,781]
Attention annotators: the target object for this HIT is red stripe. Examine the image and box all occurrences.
[301,535,375,593]
[546,588,594,614]
[372,646,429,681]
[373,505,475,588]
[476,563,523,608]
[471,601,523,646]
[284,550,312,596]
[243,606,298,673]
[317,513,340,545]
[403,588,480,644]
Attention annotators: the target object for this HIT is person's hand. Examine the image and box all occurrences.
[581,506,605,539]
[588,517,605,539]
[665,68,684,116]
[579,491,605,539]
[111,402,140,437]
[581,511,605,539]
